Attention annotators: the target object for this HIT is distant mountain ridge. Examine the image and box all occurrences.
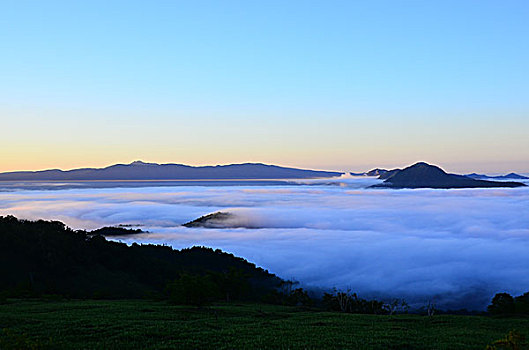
[350,168,389,177]
[371,162,526,189]
[465,172,529,180]
[353,165,528,183]
[0,161,343,181]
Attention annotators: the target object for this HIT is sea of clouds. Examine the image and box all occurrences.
[1,178,528,310]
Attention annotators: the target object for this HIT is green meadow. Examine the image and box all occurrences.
[1,299,528,349]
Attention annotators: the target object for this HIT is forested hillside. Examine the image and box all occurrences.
[0,216,280,300]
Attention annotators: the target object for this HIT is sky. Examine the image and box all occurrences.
[1,0,528,173]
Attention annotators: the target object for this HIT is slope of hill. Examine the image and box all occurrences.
[371,162,526,189]
[0,161,343,181]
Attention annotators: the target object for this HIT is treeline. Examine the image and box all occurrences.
[488,292,529,315]
[0,216,280,301]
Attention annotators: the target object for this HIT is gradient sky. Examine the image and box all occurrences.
[1,0,528,173]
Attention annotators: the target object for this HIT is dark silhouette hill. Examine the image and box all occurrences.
[0,216,280,299]
[0,161,343,181]
[371,162,526,189]
[89,226,145,236]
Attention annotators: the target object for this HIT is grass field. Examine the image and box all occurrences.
[1,299,528,349]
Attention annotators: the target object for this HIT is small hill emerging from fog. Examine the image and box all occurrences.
[183,212,236,228]
[371,162,526,189]
[0,161,343,181]
[89,226,146,236]
[183,212,260,229]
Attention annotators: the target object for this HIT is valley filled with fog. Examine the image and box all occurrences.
[1,177,528,310]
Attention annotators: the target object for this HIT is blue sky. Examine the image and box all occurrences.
[1,0,528,172]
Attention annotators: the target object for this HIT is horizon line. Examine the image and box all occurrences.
[1,160,528,176]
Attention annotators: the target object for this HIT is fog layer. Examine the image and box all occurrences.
[1,180,528,309]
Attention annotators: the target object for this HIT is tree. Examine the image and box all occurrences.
[488,293,515,315]
[514,292,529,315]
[384,299,409,315]
[286,288,313,307]
[279,280,299,295]
[214,267,250,302]
[335,289,353,312]
[426,300,436,317]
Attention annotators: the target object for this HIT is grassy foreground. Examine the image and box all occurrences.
[1,299,528,349]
